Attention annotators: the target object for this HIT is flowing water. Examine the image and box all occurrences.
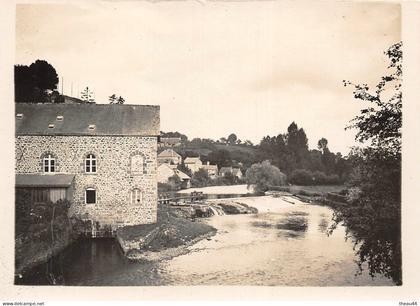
[17,194,394,286]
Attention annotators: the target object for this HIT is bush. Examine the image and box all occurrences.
[290,169,341,185]
[289,169,313,185]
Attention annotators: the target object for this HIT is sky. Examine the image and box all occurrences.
[15,1,401,154]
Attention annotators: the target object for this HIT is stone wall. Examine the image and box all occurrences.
[16,135,158,228]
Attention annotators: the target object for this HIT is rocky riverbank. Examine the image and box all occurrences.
[116,200,259,261]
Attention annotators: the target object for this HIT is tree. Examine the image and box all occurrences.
[245,160,287,194]
[207,149,232,167]
[331,42,402,285]
[191,168,210,187]
[343,42,402,154]
[81,87,95,103]
[15,60,59,102]
[168,174,182,190]
[227,133,237,145]
[317,138,328,153]
[109,94,117,104]
[117,96,125,104]
[177,161,192,177]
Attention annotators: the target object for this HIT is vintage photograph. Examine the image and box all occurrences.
[13,1,401,286]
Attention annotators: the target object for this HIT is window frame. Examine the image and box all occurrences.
[85,188,96,204]
[130,154,145,175]
[43,154,55,173]
[130,188,142,205]
[85,154,97,173]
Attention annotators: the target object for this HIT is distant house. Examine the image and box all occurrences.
[184,157,203,173]
[158,137,181,148]
[157,149,182,165]
[15,103,160,231]
[232,168,243,179]
[219,167,233,177]
[157,163,191,189]
[219,166,243,179]
[201,161,218,179]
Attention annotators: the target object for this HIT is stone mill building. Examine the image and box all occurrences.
[15,103,160,232]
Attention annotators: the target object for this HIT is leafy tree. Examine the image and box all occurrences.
[245,160,287,194]
[168,174,182,190]
[117,96,125,104]
[317,138,329,152]
[81,87,95,103]
[285,122,309,170]
[191,168,210,187]
[331,42,402,285]
[207,149,232,168]
[177,161,192,177]
[161,131,188,142]
[109,94,117,104]
[108,94,125,104]
[15,60,59,102]
[343,42,402,154]
[227,133,237,145]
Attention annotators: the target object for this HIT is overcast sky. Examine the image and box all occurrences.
[15,1,401,154]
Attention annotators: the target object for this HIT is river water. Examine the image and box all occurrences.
[17,194,394,286]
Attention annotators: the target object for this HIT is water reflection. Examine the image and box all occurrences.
[17,196,395,286]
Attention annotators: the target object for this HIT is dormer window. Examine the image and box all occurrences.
[48,124,55,129]
[88,124,95,130]
[56,115,63,121]
[16,113,23,119]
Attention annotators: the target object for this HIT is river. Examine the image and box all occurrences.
[16,190,394,286]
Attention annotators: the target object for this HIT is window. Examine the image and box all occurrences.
[43,154,55,173]
[130,188,142,205]
[56,115,63,121]
[85,188,96,204]
[88,124,95,130]
[48,124,54,129]
[130,154,144,175]
[85,154,97,173]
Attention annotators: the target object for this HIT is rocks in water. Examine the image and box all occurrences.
[214,201,258,215]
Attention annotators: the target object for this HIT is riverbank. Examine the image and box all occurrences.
[14,198,89,278]
[116,197,261,261]
[116,203,217,260]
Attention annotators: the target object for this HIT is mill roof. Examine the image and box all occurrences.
[15,103,160,136]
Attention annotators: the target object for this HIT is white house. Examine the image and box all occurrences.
[184,157,203,173]
[157,163,191,189]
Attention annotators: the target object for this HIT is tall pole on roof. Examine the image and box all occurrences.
[61,77,64,95]
[71,82,73,97]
